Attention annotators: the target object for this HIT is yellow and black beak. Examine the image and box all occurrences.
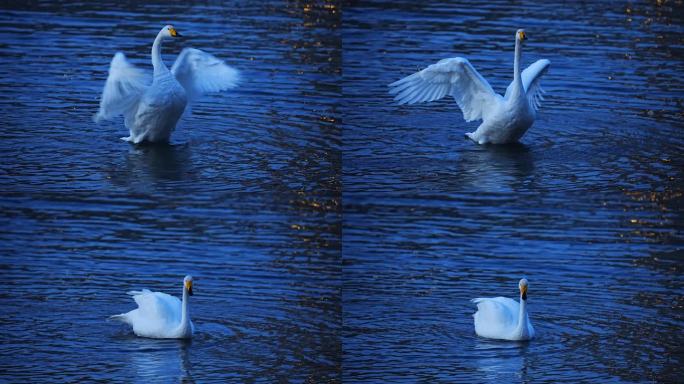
[169,27,182,38]
[185,280,193,295]
[518,31,527,41]
[520,285,528,300]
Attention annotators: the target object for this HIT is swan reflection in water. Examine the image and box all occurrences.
[106,142,195,189]
[130,339,194,384]
[127,142,193,181]
[454,143,535,192]
[422,142,535,193]
[473,338,530,382]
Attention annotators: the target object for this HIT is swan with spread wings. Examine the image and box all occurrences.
[389,29,549,145]
[95,25,240,143]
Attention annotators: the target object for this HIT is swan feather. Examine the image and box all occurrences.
[171,47,240,102]
[389,57,500,122]
[505,58,550,111]
[94,52,150,126]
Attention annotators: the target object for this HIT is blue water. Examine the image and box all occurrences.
[1,0,682,383]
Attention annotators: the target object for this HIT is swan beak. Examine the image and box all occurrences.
[185,280,193,295]
[169,27,182,38]
[520,285,528,300]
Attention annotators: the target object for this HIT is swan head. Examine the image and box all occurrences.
[162,25,182,39]
[519,278,528,300]
[184,275,193,296]
[516,29,527,43]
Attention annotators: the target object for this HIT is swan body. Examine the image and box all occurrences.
[110,275,195,339]
[389,29,550,145]
[95,25,240,143]
[471,278,535,341]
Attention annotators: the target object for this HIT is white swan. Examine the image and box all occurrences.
[471,278,535,341]
[389,29,550,145]
[110,275,195,339]
[95,25,240,143]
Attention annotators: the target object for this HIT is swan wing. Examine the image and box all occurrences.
[171,48,240,102]
[94,52,149,125]
[389,57,500,122]
[471,297,519,338]
[523,59,550,111]
[505,59,550,111]
[129,289,182,327]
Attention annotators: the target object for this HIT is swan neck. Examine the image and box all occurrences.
[513,38,523,93]
[151,32,167,75]
[180,287,190,328]
[516,296,528,336]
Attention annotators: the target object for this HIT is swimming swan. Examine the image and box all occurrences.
[389,29,550,144]
[95,25,240,143]
[471,278,535,341]
[110,275,195,339]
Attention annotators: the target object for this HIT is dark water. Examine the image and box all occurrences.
[0,1,340,382]
[341,1,683,383]
[0,0,682,383]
